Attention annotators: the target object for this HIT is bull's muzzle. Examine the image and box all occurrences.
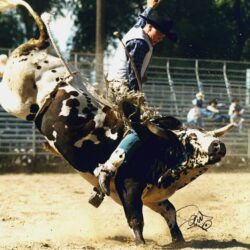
[208,140,226,163]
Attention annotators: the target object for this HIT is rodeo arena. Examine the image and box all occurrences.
[0,0,250,250]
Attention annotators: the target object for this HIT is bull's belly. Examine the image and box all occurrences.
[77,166,210,206]
[142,166,210,204]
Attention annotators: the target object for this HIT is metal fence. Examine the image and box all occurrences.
[1,50,250,158]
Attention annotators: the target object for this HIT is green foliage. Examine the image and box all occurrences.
[17,0,67,40]
[151,0,235,59]
[0,0,67,48]
[216,0,250,60]
[70,0,144,52]
[1,0,250,61]
[0,13,24,48]
[70,0,250,60]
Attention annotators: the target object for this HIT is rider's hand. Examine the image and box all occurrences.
[147,0,161,8]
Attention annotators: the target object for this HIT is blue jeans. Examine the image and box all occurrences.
[117,129,141,164]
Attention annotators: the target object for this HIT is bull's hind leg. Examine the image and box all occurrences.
[147,200,184,243]
[116,178,146,245]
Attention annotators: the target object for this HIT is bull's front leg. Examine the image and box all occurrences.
[115,177,146,245]
[147,199,184,243]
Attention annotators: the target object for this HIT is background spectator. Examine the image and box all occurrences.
[192,92,210,118]
[187,105,202,127]
[206,99,230,123]
[192,92,204,108]
[229,98,245,132]
[228,98,244,117]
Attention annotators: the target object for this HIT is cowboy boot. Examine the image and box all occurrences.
[94,148,125,196]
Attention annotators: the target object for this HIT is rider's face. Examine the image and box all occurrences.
[145,25,165,46]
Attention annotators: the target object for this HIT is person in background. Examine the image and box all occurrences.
[228,98,244,117]
[206,99,229,123]
[192,92,204,109]
[95,0,177,196]
[187,104,202,127]
[192,92,210,118]
[229,98,245,132]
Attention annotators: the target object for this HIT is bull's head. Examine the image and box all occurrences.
[175,123,234,168]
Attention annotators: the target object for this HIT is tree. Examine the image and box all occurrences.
[70,0,250,60]
[95,0,105,82]
[154,0,235,59]
[0,13,24,48]
[215,0,250,60]
[70,0,144,52]
[17,0,67,40]
[0,0,67,49]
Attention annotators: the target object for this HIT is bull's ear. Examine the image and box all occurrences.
[146,120,180,142]
[208,123,236,137]
[152,115,183,130]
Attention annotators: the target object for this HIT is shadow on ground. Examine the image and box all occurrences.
[106,235,158,245]
[163,239,250,249]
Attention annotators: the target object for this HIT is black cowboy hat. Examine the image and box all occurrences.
[140,9,177,42]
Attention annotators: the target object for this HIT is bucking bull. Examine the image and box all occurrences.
[0,0,234,245]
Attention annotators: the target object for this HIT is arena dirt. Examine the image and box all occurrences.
[0,173,249,249]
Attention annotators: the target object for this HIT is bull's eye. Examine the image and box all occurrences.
[189,133,197,140]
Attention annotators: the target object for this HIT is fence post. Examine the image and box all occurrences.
[223,62,232,103]
[166,59,179,116]
[74,53,78,69]
[32,123,36,157]
[248,130,250,159]
[195,59,203,93]
[246,69,250,106]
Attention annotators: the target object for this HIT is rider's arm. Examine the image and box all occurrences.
[126,39,149,91]
[147,0,161,8]
[134,7,152,28]
[134,0,160,28]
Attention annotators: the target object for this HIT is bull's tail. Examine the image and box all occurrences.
[0,0,48,55]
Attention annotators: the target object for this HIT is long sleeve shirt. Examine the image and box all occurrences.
[126,7,152,91]
[126,39,150,91]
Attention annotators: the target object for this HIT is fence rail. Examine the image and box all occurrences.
[0,51,250,158]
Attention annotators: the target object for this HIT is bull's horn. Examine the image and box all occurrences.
[208,123,237,137]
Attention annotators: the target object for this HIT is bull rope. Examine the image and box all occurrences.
[41,12,115,108]
[40,12,158,124]
[41,12,75,78]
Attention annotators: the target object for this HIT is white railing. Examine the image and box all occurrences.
[0,52,250,157]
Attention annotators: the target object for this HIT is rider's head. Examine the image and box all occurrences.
[141,9,177,45]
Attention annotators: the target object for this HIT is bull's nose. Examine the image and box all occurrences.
[208,140,226,157]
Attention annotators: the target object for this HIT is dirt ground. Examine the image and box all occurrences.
[0,172,250,250]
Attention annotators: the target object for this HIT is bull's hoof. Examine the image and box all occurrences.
[135,237,145,245]
[133,227,145,245]
[171,226,185,244]
[172,235,185,245]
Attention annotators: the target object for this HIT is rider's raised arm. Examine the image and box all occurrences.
[134,7,151,29]
[147,0,161,9]
[134,0,161,28]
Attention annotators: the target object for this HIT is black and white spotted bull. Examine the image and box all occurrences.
[0,1,232,245]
